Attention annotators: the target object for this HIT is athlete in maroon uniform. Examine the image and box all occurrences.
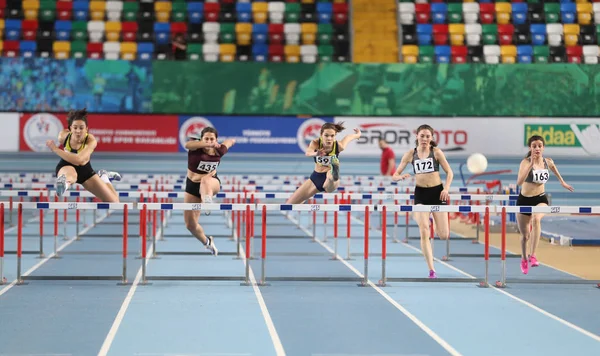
[184,127,236,256]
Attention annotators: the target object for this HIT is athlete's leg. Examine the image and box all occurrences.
[97,169,122,198]
[56,166,78,196]
[285,179,320,204]
[183,192,218,255]
[81,175,119,202]
[200,175,221,203]
[529,204,547,266]
[431,212,450,240]
[516,212,533,274]
[414,210,435,273]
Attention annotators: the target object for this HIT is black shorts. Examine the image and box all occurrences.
[516,193,549,216]
[414,184,446,205]
[185,175,221,199]
[55,160,96,185]
[309,171,328,192]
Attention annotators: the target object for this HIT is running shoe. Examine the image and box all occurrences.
[55,174,67,197]
[429,270,437,279]
[97,169,122,182]
[529,255,540,267]
[331,156,340,181]
[205,236,218,256]
[521,258,529,274]
[203,195,213,215]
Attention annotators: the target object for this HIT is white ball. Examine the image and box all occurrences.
[467,153,488,174]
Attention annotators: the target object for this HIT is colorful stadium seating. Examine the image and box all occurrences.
[0,0,350,62]
[399,0,600,64]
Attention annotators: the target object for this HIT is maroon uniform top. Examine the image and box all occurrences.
[187,144,229,174]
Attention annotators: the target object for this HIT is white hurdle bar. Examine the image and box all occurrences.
[11,202,133,285]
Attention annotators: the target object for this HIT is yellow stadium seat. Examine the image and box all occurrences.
[156,11,171,23]
[302,0,316,3]
[53,41,71,59]
[105,22,122,42]
[23,0,40,20]
[220,44,236,62]
[155,1,172,12]
[449,24,465,46]
[501,45,516,63]
[577,3,592,25]
[120,42,137,60]
[564,24,580,46]
[236,23,252,45]
[285,44,300,63]
[253,2,268,23]
[301,23,317,45]
[90,1,107,21]
[0,41,4,53]
[402,45,418,63]
[496,3,512,25]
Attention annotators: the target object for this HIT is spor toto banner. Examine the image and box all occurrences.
[333,117,499,157]
[20,113,180,152]
[178,116,333,153]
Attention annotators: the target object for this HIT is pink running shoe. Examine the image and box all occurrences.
[429,270,437,279]
[521,259,529,274]
[529,255,540,267]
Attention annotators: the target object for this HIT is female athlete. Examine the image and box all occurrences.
[516,135,574,274]
[46,109,121,201]
[392,124,453,278]
[184,127,236,256]
[285,122,361,204]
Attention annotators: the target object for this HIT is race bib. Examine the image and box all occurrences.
[316,156,333,166]
[197,161,219,172]
[414,158,435,174]
[532,169,549,184]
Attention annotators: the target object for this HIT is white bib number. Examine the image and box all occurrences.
[316,156,332,166]
[532,169,549,184]
[414,158,435,174]
[197,161,219,173]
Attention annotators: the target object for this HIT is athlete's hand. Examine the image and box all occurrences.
[392,173,411,181]
[561,182,574,192]
[316,148,327,156]
[353,128,362,137]
[440,189,450,202]
[46,140,57,152]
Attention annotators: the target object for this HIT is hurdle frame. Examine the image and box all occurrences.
[13,202,133,285]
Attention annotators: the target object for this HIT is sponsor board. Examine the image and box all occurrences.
[334,117,513,157]
[0,113,20,152]
[20,113,179,152]
[523,119,600,157]
[178,116,333,153]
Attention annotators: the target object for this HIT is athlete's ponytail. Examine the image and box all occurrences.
[67,108,88,127]
[525,135,544,158]
[414,124,437,148]
[320,122,345,134]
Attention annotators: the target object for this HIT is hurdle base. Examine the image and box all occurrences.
[386,277,483,284]
[36,254,46,259]
[157,251,238,256]
[443,253,521,259]
[257,281,271,286]
[494,281,506,288]
[503,278,600,285]
[377,280,387,287]
[357,281,369,287]
[146,276,246,281]
[23,275,125,281]
[265,276,363,282]
[15,280,29,286]
[5,251,41,255]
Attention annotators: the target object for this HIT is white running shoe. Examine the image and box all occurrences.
[55,174,68,197]
[97,169,122,182]
[205,236,218,256]
[203,195,213,215]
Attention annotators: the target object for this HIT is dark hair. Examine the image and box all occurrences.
[201,127,218,139]
[320,122,345,135]
[525,135,544,158]
[414,124,437,148]
[67,108,88,127]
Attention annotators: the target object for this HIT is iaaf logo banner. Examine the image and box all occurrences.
[178,116,214,151]
[334,118,469,156]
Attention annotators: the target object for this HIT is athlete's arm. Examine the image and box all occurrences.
[57,129,69,144]
[74,134,97,165]
[435,148,453,193]
[305,139,322,157]
[392,150,413,181]
[547,158,574,192]
[185,139,214,151]
[516,158,534,186]
[338,128,362,152]
[222,139,236,149]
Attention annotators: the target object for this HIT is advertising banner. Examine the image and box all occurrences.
[522,118,600,157]
[20,113,179,152]
[178,116,333,153]
[0,113,20,152]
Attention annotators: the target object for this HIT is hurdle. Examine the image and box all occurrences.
[13,202,133,285]
[491,206,600,288]
[137,203,253,284]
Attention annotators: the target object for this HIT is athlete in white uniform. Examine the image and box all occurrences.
[516,135,574,274]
